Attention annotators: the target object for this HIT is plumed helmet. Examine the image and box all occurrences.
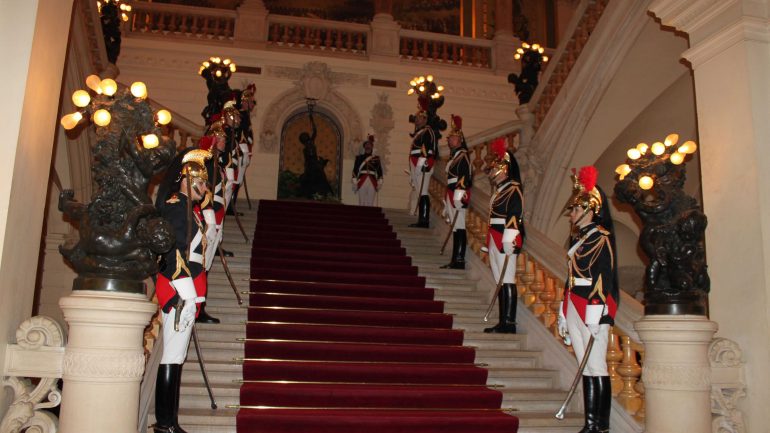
[486,137,520,183]
[565,166,602,215]
[448,114,463,139]
[181,149,212,183]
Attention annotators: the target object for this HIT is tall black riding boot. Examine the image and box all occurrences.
[596,376,611,433]
[173,365,188,433]
[409,196,430,228]
[440,231,461,269]
[153,364,179,433]
[451,229,467,269]
[195,302,220,324]
[578,376,600,433]
[483,283,517,333]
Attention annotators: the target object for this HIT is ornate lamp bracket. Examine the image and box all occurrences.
[0,316,65,433]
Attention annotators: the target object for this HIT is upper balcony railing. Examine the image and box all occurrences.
[124,1,513,73]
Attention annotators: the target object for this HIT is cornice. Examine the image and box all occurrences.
[649,0,740,35]
[683,16,770,68]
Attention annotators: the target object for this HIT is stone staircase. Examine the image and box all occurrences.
[384,209,582,432]
[149,203,583,432]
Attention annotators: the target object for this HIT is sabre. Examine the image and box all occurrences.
[440,211,460,255]
[243,176,252,210]
[555,334,595,419]
[483,254,510,322]
[218,244,243,305]
[191,326,218,410]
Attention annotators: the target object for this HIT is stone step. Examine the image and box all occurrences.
[501,388,566,411]
[474,350,542,369]
[516,411,584,433]
[486,368,559,389]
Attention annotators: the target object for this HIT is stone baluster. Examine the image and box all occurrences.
[527,265,545,316]
[606,330,624,395]
[616,335,643,415]
[518,254,536,305]
[549,277,564,337]
[539,272,557,328]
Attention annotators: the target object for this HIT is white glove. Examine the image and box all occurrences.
[416,157,426,171]
[376,178,383,191]
[453,189,466,208]
[557,315,568,338]
[178,300,197,332]
[170,277,205,332]
[502,228,520,256]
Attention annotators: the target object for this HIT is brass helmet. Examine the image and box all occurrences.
[486,137,510,179]
[448,114,463,140]
[222,100,240,127]
[206,119,226,140]
[181,149,212,182]
[565,166,602,215]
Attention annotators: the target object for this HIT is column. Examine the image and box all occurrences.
[58,291,156,433]
[493,0,518,75]
[648,1,769,430]
[0,0,74,420]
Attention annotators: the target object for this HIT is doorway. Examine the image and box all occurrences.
[277,110,342,201]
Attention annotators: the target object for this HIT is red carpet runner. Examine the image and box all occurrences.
[237,200,519,433]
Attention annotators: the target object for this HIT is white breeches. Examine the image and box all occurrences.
[566,297,610,376]
[160,309,193,365]
[488,238,516,284]
[357,178,377,207]
[443,198,466,231]
[409,164,431,196]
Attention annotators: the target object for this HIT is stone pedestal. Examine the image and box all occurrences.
[635,315,718,433]
[234,0,269,49]
[58,290,157,433]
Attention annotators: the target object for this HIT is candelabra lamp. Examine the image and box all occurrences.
[614,134,708,315]
[407,74,447,137]
[97,0,131,64]
[508,42,548,104]
[58,75,176,293]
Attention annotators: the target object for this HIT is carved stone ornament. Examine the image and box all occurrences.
[709,338,746,433]
[642,364,711,391]
[1,316,65,433]
[260,62,365,157]
[368,93,395,173]
[62,350,146,380]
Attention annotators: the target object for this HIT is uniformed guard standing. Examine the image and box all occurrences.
[408,98,437,228]
[153,148,212,433]
[484,138,524,334]
[441,115,472,269]
[352,134,383,206]
[557,166,618,433]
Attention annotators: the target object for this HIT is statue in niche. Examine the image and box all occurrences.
[614,153,710,315]
[298,109,333,199]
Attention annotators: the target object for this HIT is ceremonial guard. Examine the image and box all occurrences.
[408,99,437,228]
[153,149,212,433]
[352,134,383,206]
[441,115,472,269]
[558,166,618,433]
[230,84,256,208]
[484,138,524,334]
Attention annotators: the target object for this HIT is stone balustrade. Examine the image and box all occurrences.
[267,15,369,56]
[127,2,236,42]
[399,30,493,69]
